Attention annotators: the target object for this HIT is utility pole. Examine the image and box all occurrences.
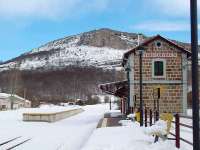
[190,0,199,149]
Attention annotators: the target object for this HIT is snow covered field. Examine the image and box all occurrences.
[0,105,193,150]
[0,104,110,150]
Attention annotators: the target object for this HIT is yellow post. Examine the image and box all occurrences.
[135,111,140,122]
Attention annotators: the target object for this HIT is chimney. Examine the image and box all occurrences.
[137,34,143,46]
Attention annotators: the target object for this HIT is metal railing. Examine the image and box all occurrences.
[143,108,193,149]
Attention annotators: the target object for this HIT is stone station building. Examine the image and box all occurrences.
[100,35,191,114]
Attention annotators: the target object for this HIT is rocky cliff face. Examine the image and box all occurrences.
[77,28,143,49]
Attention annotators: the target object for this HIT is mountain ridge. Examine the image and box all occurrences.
[0,28,195,104]
[0,28,147,72]
[1,28,193,69]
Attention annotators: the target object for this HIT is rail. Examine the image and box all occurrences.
[0,136,31,150]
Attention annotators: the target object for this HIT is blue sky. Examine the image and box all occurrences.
[0,0,199,61]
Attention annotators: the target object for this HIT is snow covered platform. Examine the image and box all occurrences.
[23,108,84,122]
[82,122,182,150]
[97,111,126,128]
[94,110,192,150]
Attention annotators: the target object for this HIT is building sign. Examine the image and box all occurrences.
[143,53,177,58]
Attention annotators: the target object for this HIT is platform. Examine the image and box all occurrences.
[97,111,126,128]
[23,108,84,122]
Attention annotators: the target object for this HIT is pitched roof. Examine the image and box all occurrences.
[0,93,30,102]
[122,35,191,66]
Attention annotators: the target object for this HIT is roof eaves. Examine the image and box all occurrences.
[122,35,192,66]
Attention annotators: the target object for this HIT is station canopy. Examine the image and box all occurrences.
[99,81,128,98]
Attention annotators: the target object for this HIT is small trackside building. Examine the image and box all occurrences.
[122,35,191,114]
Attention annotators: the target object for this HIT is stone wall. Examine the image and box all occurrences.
[134,84,182,113]
[131,39,184,113]
[133,40,182,81]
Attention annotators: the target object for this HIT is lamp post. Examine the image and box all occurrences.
[138,47,144,126]
[190,0,199,149]
[125,62,131,115]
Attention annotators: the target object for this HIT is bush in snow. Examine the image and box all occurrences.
[104,95,110,103]
[85,94,100,105]
[144,120,167,136]
[127,113,136,121]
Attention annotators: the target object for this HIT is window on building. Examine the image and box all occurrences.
[154,61,163,76]
[155,41,162,48]
[152,59,166,78]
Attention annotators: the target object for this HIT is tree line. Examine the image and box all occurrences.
[0,65,124,106]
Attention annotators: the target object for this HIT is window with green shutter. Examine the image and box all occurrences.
[154,61,164,76]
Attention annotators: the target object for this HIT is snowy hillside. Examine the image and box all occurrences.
[0,28,196,102]
[0,28,143,72]
[0,46,126,71]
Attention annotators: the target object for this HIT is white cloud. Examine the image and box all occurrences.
[132,21,193,32]
[147,0,200,18]
[0,0,111,20]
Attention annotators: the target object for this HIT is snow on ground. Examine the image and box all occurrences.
[82,122,182,150]
[24,104,81,114]
[82,110,192,150]
[0,104,110,150]
[0,105,193,150]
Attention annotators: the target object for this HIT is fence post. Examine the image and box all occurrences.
[150,109,152,126]
[145,108,147,127]
[131,107,133,114]
[123,100,125,114]
[155,110,159,121]
[120,99,122,113]
[122,99,124,114]
[110,99,111,110]
[175,114,180,148]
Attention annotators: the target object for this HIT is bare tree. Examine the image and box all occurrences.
[104,95,110,103]
[9,62,21,109]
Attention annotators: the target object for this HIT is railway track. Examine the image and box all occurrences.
[0,136,31,150]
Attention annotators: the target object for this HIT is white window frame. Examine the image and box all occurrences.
[152,58,166,78]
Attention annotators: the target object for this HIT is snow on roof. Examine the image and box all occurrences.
[0,93,30,102]
[0,93,11,99]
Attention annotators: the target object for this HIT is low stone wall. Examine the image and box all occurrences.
[23,108,84,123]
